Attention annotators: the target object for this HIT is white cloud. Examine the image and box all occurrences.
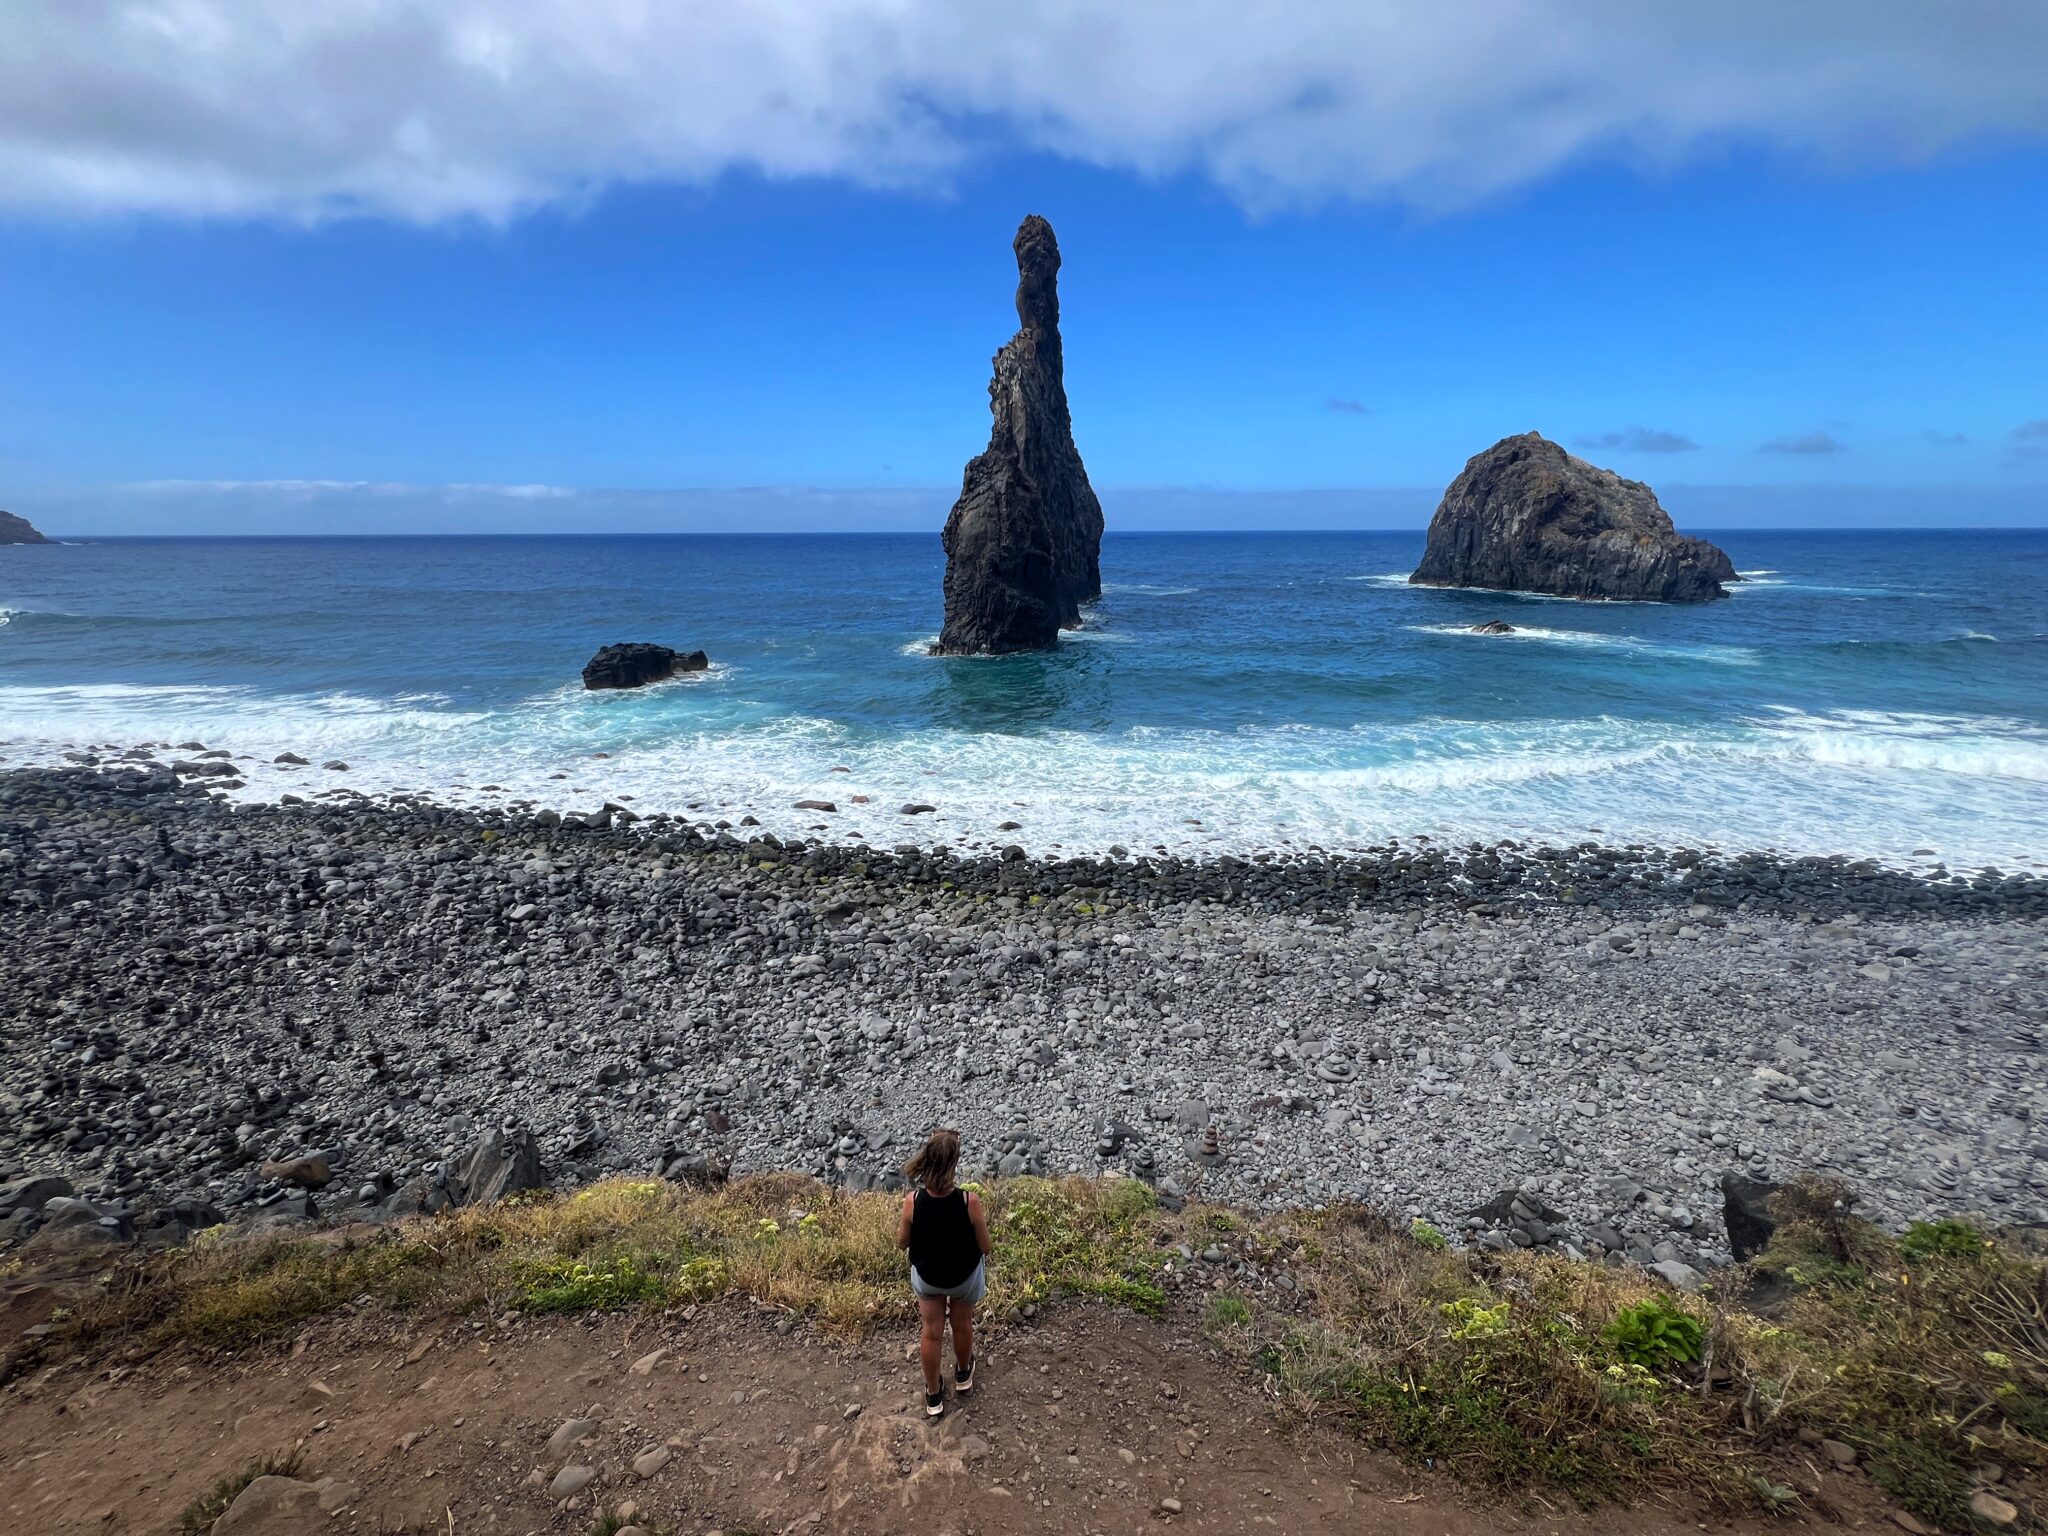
[3,2,2045,222]
[1757,429,1847,456]
[1577,426,1701,454]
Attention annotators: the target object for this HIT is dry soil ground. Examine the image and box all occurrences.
[2,1301,1908,1536]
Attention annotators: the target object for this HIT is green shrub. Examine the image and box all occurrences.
[1604,1296,1703,1371]
[1898,1219,1988,1262]
[1440,1296,1511,1341]
[515,1254,669,1313]
[1409,1219,1449,1251]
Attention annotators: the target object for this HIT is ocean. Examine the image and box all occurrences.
[1,529,2043,870]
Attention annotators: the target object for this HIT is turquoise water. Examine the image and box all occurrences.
[1,530,2043,868]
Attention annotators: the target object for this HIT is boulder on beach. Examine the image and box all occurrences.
[211,1475,360,1535]
[582,643,709,691]
[379,1126,547,1219]
[932,214,1104,655]
[1720,1171,1781,1261]
[454,1126,546,1206]
[0,1174,72,1217]
[261,1154,333,1190]
[1411,433,1737,603]
[0,509,51,545]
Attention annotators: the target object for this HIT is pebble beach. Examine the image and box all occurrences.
[3,755,2042,1275]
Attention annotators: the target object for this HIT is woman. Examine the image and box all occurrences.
[896,1128,992,1417]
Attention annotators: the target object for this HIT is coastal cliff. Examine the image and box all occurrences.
[1411,433,1736,602]
[933,215,1104,654]
[0,510,52,545]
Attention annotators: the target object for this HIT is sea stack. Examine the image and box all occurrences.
[0,510,52,545]
[1411,433,1737,603]
[932,215,1104,655]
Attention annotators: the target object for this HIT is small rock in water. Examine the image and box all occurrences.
[581,643,708,691]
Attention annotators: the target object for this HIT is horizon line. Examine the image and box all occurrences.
[18,524,2048,540]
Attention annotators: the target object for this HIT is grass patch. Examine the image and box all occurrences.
[990,1176,1165,1319]
[1724,1213,2048,1530]
[1248,1212,1720,1506]
[515,1253,681,1313]
[61,1173,1175,1353]
[175,1449,303,1535]
[1224,1196,2048,1526]
[1207,1291,1253,1327]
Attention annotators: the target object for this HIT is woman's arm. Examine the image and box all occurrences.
[967,1191,993,1256]
[896,1191,916,1251]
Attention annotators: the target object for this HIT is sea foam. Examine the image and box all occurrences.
[1407,624,1759,665]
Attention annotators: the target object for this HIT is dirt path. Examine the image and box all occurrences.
[3,1303,1884,1536]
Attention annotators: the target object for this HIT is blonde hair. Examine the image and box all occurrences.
[902,1128,962,1192]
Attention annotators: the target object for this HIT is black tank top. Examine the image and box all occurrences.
[909,1187,979,1288]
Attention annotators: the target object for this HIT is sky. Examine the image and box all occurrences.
[2,1,2046,534]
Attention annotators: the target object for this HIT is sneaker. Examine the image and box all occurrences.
[955,1356,976,1395]
[924,1390,945,1418]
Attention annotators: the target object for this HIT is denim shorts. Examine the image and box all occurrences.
[910,1256,987,1303]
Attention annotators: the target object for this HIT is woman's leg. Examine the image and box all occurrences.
[947,1296,975,1373]
[918,1297,947,1393]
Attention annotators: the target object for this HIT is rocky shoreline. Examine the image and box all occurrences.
[1,760,2042,1283]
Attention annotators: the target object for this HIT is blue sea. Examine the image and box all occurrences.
[2,530,2044,870]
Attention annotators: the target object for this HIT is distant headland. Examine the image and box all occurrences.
[0,510,52,545]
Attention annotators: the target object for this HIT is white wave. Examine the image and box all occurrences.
[0,683,490,761]
[1752,709,2048,783]
[1957,631,1998,642]
[0,681,257,705]
[909,629,1132,652]
[0,607,17,627]
[1413,622,1619,647]
[1102,583,1199,597]
[525,661,738,703]
[1737,569,1778,576]
[1347,571,1415,586]
[5,692,2043,871]
[1731,579,1919,597]
[1407,623,1758,665]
